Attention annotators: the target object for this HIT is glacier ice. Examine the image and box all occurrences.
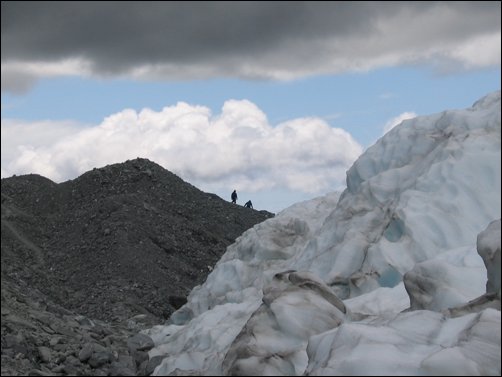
[146,92,501,376]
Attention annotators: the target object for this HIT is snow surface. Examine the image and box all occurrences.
[145,91,501,375]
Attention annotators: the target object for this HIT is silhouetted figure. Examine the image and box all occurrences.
[244,200,253,209]
[231,190,238,204]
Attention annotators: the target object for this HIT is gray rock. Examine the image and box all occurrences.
[54,353,66,364]
[146,355,165,375]
[65,354,82,366]
[62,364,80,375]
[75,315,95,327]
[27,369,53,376]
[3,348,16,358]
[127,333,155,353]
[138,359,148,376]
[109,362,137,376]
[53,344,67,352]
[93,368,110,376]
[49,323,76,337]
[78,343,94,362]
[49,337,61,347]
[117,354,136,371]
[4,333,24,348]
[133,350,149,367]
[37,346,51,363]
[51,365,65,373]
[88,351,111,368]
[91,342,107,354]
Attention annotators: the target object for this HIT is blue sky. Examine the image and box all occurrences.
[2,66,500,147]
[2,2,501,212]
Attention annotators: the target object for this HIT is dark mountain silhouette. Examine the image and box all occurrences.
[1,158,273,375]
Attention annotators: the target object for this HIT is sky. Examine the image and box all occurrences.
[1,1,501,213]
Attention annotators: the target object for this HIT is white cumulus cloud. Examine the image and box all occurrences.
[1,100,363,195]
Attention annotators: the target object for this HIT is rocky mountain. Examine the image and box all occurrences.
[1,157,273,376]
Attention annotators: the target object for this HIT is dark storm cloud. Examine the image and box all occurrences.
[1,2,372,68]
[1,1,500,91]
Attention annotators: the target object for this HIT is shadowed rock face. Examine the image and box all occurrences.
[1,157,273,376]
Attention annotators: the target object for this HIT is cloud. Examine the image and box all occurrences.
[1,58,93,94]
[1,100,363,194]
[383,112,418,134]
[1,119,86,179]
[2,2,500,92]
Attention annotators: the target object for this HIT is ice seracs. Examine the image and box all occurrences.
[146,92,501,376]
[478,219,501,300]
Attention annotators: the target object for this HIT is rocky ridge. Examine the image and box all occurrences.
[1,158,273,375]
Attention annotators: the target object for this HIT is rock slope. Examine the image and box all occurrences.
[1,157,272,376]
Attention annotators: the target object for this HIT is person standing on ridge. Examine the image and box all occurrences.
[231,190,238,204]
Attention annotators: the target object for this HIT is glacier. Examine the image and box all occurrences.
[145,91,501,375]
